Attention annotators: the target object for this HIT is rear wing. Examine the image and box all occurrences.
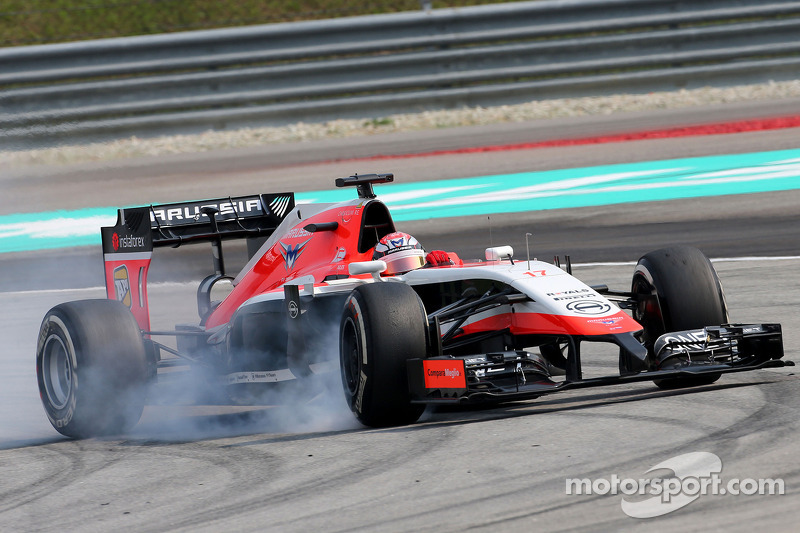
[101,193,294,330]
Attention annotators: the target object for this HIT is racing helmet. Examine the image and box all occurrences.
[372,232,425,275]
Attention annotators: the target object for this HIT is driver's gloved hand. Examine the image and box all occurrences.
[425,250,453,267]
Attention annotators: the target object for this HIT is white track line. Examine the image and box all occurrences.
[0,281,197,297]
[576,256,800,268]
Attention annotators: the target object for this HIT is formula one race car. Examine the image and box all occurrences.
[36,174,789,438]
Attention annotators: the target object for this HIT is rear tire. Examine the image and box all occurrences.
[632,246,728,389]
[36,300,150,438]
[340,282,427,427]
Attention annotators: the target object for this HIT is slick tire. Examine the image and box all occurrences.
[340,282,427,427]
[631,246,728,389]
[36,300,150,438]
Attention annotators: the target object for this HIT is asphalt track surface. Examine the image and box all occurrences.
[1,101,799,531]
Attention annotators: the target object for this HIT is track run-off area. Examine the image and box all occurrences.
[1,106,799,532]
[1,147,800,254]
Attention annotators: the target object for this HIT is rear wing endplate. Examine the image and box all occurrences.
[101,193,294,330]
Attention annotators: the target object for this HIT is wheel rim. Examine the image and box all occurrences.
[631,274,665,343]
[631,274,653,323]
[341,317,361,395]
[42,334,73,410]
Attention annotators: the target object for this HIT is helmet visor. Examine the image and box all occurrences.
[385,254,425,275]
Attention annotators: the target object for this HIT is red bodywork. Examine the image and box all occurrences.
[102,193,641,340]
[206,201,377,329]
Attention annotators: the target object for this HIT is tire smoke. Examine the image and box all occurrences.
[130,285,361,441]
[1,280,361,447]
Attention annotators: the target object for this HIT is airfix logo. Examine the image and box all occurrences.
[332,247,346,263]
[280,239,311,270]
[423,360,467,389]
[269,196,292,218]
[113,265,131,308]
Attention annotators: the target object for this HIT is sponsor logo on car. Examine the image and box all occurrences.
[547,288,593,301]
[588,316,625,325]
[226,371,289,384]
[339,208,360,225]
[662,330,706,344]
[150,198,263,224]
[284,227,312,239]
[566,300,612,315]
[268,196,292,218]
[423,360,467,389]
[280,238,311,270]
[548,289,591,297]
[331,247,347,263]
[660,330,708,351]
[111,232,145,252]
[113,265,131,307]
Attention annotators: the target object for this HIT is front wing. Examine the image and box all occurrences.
[407,323,790,404]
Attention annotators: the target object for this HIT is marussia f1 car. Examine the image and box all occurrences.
[36,174,789,438]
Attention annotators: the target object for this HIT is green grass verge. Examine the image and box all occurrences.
[0,0,524,47]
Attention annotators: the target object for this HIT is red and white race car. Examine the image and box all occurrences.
[36,174,788,438]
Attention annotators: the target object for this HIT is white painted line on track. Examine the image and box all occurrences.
[0,281,198,297]
[710,255,800,263]
[575,256,800,268]
[573,261,638,267]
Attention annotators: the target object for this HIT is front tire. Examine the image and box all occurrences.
[340,282,427,427]
[36,300,150,438]
[632,246,728,389]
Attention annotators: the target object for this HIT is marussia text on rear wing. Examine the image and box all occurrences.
[102,193,295,250]
[100,193,295,330]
